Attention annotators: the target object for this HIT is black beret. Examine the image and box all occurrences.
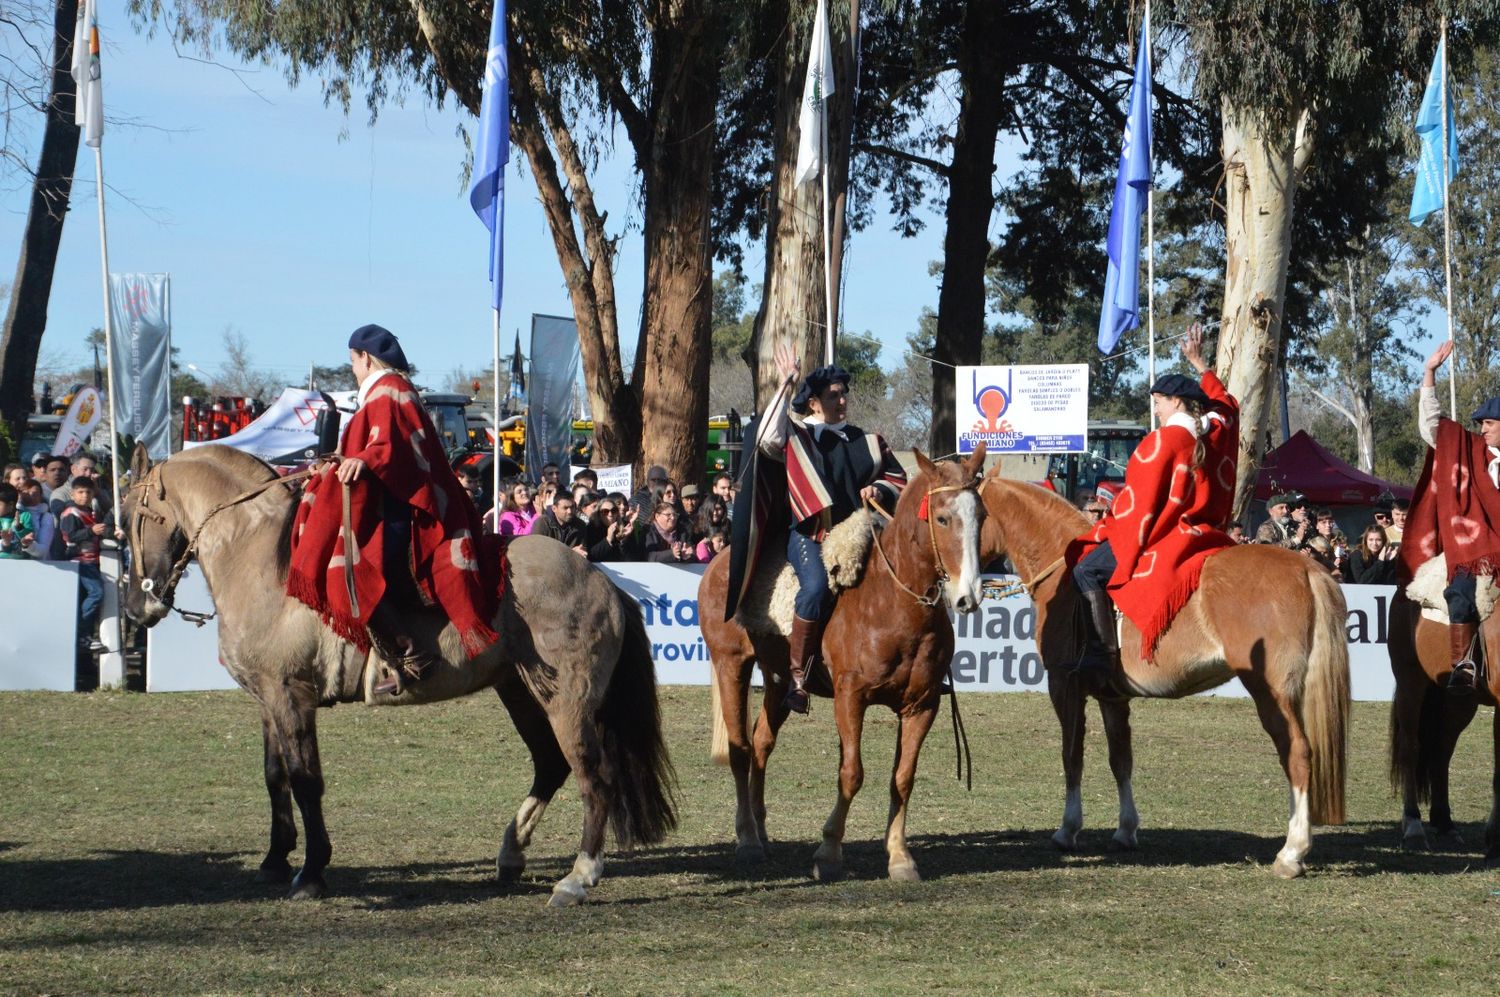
[348,324,410,372]
[792,365,852,414]
[1470,397,1500,422]
[1148,372,1210,406]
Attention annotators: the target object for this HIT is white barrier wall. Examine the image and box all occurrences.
[0,559,78,691]
[0,556,1410,701]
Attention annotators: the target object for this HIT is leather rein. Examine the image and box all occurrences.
[974,476,1065,600]
[863,473,983,608]
[128,462,323,625]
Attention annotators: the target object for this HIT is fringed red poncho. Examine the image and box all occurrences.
[1400,416,1500,584]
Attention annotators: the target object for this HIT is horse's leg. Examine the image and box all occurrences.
[264,680,331,899]
[811,692,866,882]
[1242,675,1312,879]
[718,655,768,861]
[1098,698,1139,851]
[885,705,938,882]
[1048,675,1087,850]
[494,677,571,884]
[541,708,612,907]
[255,711,297,884]
[1427,693,1479,845]
[1486,708,1500,866]
[1391,672,1432,850]
[748,664,792,855]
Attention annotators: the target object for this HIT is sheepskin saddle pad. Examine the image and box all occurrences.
[735,510,876,638]
[1405,553,1500,625]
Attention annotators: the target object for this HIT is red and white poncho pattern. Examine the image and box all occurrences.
[1069,371,1239,658]
[287,371,501,657]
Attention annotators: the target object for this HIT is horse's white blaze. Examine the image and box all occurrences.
[944,490,982,611]
[1277,786,1311,867]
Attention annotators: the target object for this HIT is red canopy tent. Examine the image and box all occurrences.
[1254,430,1412,506]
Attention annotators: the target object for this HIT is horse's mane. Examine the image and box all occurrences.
[165,446,297,573]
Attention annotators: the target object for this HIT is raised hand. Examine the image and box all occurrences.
[774,340,801,385]
[1182,322,1208,374]
[1425,339,1454,372]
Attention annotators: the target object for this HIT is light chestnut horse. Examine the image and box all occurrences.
[1386,591,1500,862]
[119,444,675,905]
[700,450,986,882]
[977,472,1350,878]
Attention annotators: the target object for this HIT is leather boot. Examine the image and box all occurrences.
[1076,589,1120,677]
[1447,620,1481,695]
[784,614,824,715]
[369,602,442,697]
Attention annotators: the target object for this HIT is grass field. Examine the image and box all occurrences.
[1,686,1497,995]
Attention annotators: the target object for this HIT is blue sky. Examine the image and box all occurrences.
[3,1,958,396]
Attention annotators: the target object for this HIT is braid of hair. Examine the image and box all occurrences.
[1186,399,1207,470]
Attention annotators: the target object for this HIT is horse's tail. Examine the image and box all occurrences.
[598,585,678,846]
[710,667,733,766]
[1388,681,1445,806]
[1302,568,1351,825]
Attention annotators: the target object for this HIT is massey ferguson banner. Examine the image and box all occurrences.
[107,273,173,459]
[955,364,1089,456]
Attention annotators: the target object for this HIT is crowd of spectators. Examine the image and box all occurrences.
[478,462,736,565]
[1,451,117,650]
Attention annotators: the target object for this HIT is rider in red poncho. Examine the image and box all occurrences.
[1068,324,1240,676]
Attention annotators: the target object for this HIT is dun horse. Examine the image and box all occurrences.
[976,472,1349,878]
[1387,591,1500,862]
[119,444,675,905]
[700,450,985,882]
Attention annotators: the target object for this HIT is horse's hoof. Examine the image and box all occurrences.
[812,859,844,883]
[1051,830,1079,852]
[887,860,921,883]
[548,882,586,907]
[256,861,293,884]
[497,862,526,885]
[1107,833,1138,853]
[286,874,326,900]
[1271,857,1306,880]
[734,843,767,864]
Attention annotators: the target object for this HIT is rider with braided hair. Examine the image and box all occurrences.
[1068,323,1240,677]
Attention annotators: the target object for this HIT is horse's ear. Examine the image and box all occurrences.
[130,442,152,482]
[912,448,938,478]
[962,441,987,477]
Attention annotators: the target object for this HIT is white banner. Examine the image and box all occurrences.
[956,364,1089,456]
[51,386,104,457]
[574,463,632,494]
[183,387,352,463]
[0,560,78,691]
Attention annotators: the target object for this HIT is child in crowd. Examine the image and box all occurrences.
[17,480,60,559]
[695,526,730,563]
[0,483,35,560]
[59,476,110,646]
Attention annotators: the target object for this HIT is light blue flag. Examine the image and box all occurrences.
[1410,37,1458,226]
[1097,33,1153,354]
[468,1,509,309]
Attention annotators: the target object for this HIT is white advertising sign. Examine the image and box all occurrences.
[956,364,1089,456]
[574,463,632,494]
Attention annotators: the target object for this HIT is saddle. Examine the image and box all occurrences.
[1405,553,1500,625]
[733,510,876,639]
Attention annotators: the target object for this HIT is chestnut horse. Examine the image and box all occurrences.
[700,450,986,882]
[977,473,1350,878]
[1386,591,1500,863]
[119,445,675,905]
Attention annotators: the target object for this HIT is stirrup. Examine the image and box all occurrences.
[783,681,810,715]
[1446,659,1479,695]
[374,655,432,697]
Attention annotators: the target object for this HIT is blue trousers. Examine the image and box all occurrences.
[1445,568,1479,625]
[77,562,104,632]
[1073,539,1116,594]
[787,530,832,621]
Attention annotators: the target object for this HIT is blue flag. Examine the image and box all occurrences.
[1410,37,1458,226]
[469,0,510,310]
[1097,33,1153,354]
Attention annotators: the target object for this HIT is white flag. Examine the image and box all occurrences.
[72,0,103,148]
[793,0,835,186]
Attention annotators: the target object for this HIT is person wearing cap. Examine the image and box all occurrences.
[1255,492,1310,549]
[678,483,706,543]
[287,324,498,696]
[757,342,908,714]
[1068,323,1240,679]
[630,464,670,518]
[1400,340,1500,693]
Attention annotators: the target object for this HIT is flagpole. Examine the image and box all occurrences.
[492,310,502,515]
[1144,0,1156,431]
[93,146,122,494]
[821,112,835,367]
[1440,14,1457,419]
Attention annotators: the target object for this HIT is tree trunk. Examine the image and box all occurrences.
[749,1,856,411]
[1216,100,1312,521]
[636,7,722,486]
[0,0,83,457]
[929,2,1008,457]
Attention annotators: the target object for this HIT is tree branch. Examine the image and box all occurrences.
[852,140,950,178]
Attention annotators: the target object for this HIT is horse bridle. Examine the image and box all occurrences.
[865,472,983,607]
[128,462,321,624]
[972,475,1066,599]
